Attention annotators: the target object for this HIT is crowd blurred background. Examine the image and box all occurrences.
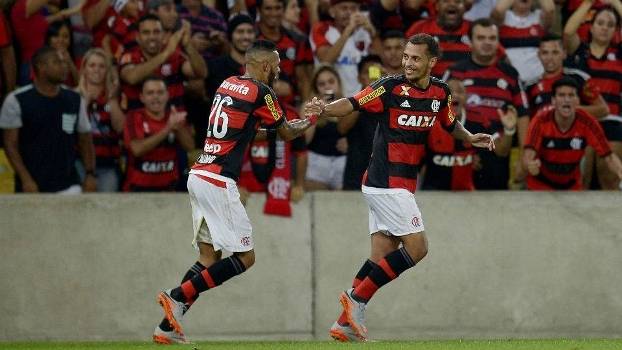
[0,0,621,199]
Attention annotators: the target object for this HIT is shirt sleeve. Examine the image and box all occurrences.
[348,77,390,114]
[439,92,457,132]
[310,21,331,52]
[253,87,286,128]
[524,115,542,150]
[0,93,22,129]
[123,111,144,146]
[77,98,92,133]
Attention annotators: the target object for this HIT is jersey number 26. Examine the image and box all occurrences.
[206,94,233,139]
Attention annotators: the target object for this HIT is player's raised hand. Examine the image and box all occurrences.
[469,133,495,151]
[526,158,541,176]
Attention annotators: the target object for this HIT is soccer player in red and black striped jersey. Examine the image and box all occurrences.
[523,77,622,190]
[307,34,495,342]
[526,35,609,119]
[154,40,316,344]
[444,18,530,190]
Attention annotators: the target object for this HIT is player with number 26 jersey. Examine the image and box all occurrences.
[191,76,285,181]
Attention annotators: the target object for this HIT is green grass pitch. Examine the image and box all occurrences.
[1,340,621,350]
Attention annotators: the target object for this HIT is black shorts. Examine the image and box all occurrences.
[600,119,622,142]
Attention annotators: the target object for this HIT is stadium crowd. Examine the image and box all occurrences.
[1,0,622,199]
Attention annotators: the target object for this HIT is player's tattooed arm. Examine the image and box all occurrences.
[276,118,313,141]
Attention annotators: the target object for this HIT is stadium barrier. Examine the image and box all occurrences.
[1,192,621,341]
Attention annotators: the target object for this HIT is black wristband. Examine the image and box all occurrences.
[85,170,96,177]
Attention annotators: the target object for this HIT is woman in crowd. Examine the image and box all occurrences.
[45,21,79,86]
[302,65,350,190]
[77,48,125,191]
[564,1,622,189]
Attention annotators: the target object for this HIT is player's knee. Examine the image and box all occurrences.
[235,250,255,269]
[403,239,428,263]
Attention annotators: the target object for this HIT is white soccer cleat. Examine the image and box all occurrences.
[152,325,191,345]
[157,289,186,336]
[329,321,364,342]
[339,288,368,340]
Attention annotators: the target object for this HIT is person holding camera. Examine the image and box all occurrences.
[303,65,349,190]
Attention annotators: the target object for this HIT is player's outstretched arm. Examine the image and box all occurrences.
[318,97,355,119]
[451,121,495,151]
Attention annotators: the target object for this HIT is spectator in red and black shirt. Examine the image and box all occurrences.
[119,14,207,111]
[444,18,530,189]
[306,34,494,341]
[102,0,141,61]
[422,78,519,191]
[257,0,314,103]
[523,77,622,190]
[124,77,195,191]
[526,35,608,119]
[565,3,622,189]
[78,48,125,192]
[406,0,471,78]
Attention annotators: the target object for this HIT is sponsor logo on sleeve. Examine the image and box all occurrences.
[264,94,281,121]
[447,94,455,123]
[358,86,386,105]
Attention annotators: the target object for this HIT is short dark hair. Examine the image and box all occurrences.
[45,21,72,46]
[540,34,563,45]
[137,14,162,29]
[31,46,58,75]
[382,30,406,41]
[257,0,286,8]
[552,76,580,95]
[246,39,277,55]
[141,76,167,90]
[407,33,439,58]
[469,18,497,40]
[358,54,382,73]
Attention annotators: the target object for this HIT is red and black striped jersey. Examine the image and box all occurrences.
[349,75,457,193]
[499,21,543,50]
[123,108,181,191]
[191,76,285,181]
[525,108,611,190]
[107,14,138,61]
[423,113,475,191]
[525,67,600,116]
[571,43,622,116]
[119,47,186,111]
[445,58,529,133]
[88,93,121,165]
[405,19,471,78]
